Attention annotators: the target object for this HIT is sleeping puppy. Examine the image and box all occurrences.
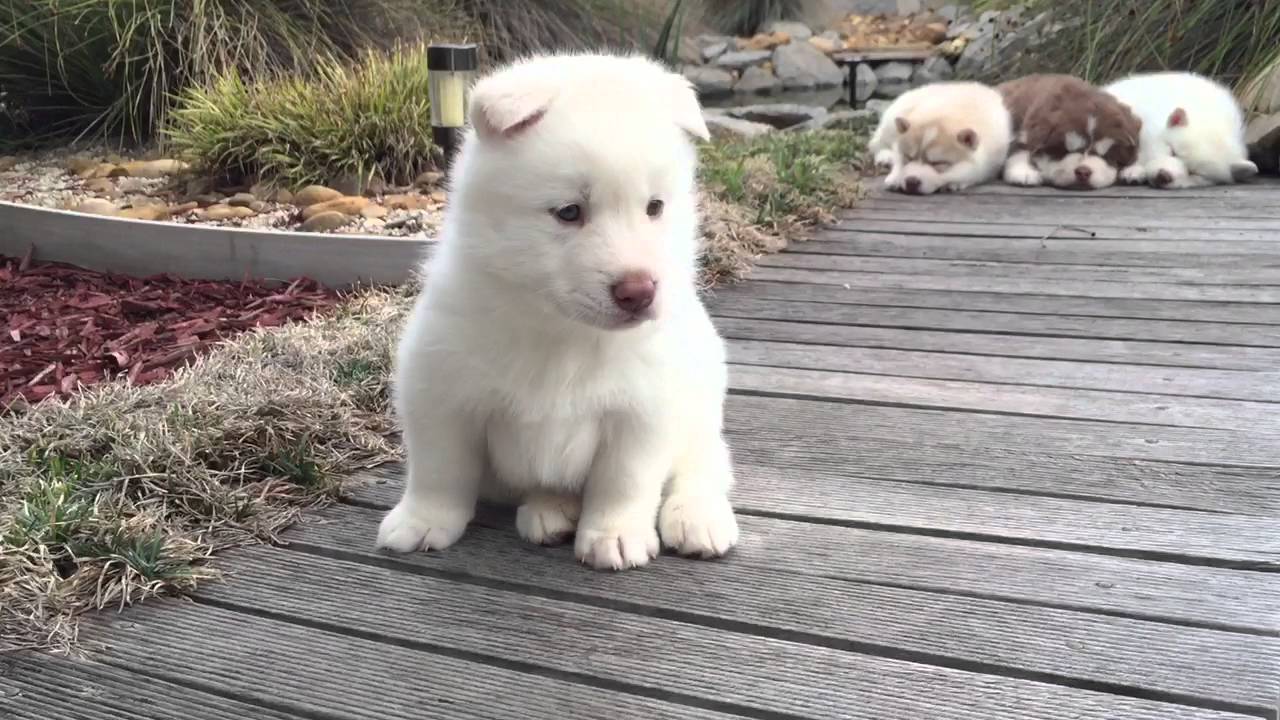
[1103,71,1258,188]
[867,81,1012,195]
[998,74,1142,190]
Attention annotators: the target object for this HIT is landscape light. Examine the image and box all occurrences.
[427,43,479,173]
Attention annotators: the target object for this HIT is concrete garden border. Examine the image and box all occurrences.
[0,200,431,287]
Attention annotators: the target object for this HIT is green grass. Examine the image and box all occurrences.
[697,126,868,283]
[164,43,437,188]
[986,0,1280,93]
[0,0,463,150]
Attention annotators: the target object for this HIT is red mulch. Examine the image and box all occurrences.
[2,251,340,408]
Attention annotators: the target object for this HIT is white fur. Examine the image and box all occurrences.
[1031,151,1118,190]
[1104,71,1258,188]
[869,82,1012,195]
[376,53,739,571]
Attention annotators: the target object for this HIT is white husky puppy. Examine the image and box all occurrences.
[1103,71,1258,188]
[376,53,740,571]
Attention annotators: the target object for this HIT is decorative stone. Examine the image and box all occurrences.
[725,103,827,130]
[738,32,791,51]
[202,204,257,220]
[333,172,386,197]
[73,198,118,216]
[192,193,223,207]
[713,50,773,70]
[936,4,961,21]
[808,36,841,55]
[117,159,189,178]
[734,65,780,94]
[83,178,115,194]
[700,41,730,63]
[301,196,369,219]
[854,63,879,102]
[117,205,174,221]
[414,171,444,188]
[292,185,343,207]
[704,114,776,140]
[765,21,812,41]
[227,192,257,207]
[683,66,735,97]
[300,211,350,233]
[361,204,390,218]
[772,41,844,90]
[382,194,430,211]
[0,156,17,172]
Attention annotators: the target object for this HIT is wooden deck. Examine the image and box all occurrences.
[5,183,1280,720]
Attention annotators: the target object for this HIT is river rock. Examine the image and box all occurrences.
[293,185,343,207]
[765,21,813,41]
[713,50,773,70]
[773,41,844,90]
[854,63,879,102]
[683,66,735,97]
[202,204,257,220]
[300,211,350,233]
[734,65,780,94]
[301,196,369,219]
[73,198,119,216]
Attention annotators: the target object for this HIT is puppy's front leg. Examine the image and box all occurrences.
[660,433,739,559]
[376,405,482,553]
[576,417,665,571]
[1002,150,1043,186]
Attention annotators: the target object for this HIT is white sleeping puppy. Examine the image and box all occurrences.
[376,52,740,571]
[1103,71,1258,188]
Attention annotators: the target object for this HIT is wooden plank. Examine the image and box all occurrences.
[722,393,1280,467]
[714,316,1280,371]
[790,237,1280,269]
[939,179,1280,199]
[78,602,742,720]
[729,363,1274,430]
[747,267,1280,302]
[705,281,1280,325]
[824,218,1280,242]
[347,485,1280,632]
[726,339,1280,402]
[202,545,1270,719]
[0,652,307,720]
[832,49,936,63]
[254,535,1280,711]
[0,199,432,288]
[858,196,1280,218]
[842,207,1280,229]
[712,297,1280,347]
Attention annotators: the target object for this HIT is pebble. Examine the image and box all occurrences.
[301,195,369,219]
[300,211,351,233]
[202,204,257,220]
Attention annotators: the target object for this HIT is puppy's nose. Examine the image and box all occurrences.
[611,272,656,313]
[1153,170,1173,188]
[1075,166,1093,183]
[904,176,922,194]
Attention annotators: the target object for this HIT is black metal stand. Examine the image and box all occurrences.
[432,125,462,178]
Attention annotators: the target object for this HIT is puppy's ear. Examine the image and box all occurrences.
[894,116,911,134]
[957,128,979,149]
[667,73,710,141]
[1167,107,1189,128]
[1230,160,1259,182]
[469,72,557,141]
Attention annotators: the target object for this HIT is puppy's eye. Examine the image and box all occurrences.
[552,204,583,224]
[646,199,664,218]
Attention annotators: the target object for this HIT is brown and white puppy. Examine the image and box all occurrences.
[998,74,1142,190]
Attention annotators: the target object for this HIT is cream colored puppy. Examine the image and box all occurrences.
[376,52,739,571]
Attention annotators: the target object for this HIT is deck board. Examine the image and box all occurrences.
[24,184,1280,720]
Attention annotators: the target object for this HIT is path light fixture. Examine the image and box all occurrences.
[427,43,479,175]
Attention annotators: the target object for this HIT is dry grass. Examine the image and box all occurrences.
[0,127,865,652]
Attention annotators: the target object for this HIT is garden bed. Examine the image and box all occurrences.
[2,252,338,408]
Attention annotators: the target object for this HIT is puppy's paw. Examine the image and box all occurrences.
[516,493,581,546]
[1119,164,1148,185]
[883,171,904,190]
[1003,165,1042,186]
[873,149,895,172]
[659,494,739,559]
[376,500,470,553]
[575,524,659,571]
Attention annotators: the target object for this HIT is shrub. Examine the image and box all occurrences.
[164,44,436,188]
[701,0,806,37]
[990,0,1280,91]
[0,0,463,149]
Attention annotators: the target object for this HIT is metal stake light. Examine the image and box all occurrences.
[427,43,479,175]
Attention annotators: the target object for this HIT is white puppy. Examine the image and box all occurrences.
[1103,71,1258,188]
[867,81,1012,194]
[376,53,740,571]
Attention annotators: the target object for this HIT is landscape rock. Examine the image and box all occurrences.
[118,205,174,221]
[704,114,777,140]
[738,32,792,51]
[117,159,189,178]
[333,172,386,197]
[849,0,898,12]
[734,65,781,94]
[713,50,773,70]
[300,211,351,233]
[77,163,117,180]
[866,99,893,117]
[700,41,730,62]
[382,194,431,211]
[227,192,257,208]
[765,21,813,41]
[73,198,119,216]
[275,188,294,205]
[808,35,841,55]
[854,63,879,102]
[683,66,735,97]
[83,178,116,195]
[936,4,961,21]
[772,42,844,90]
[202,205,257,221]
[293,185,343,207]
[301,195,369,219]
[874,61,915,97]
[192,193,224,207]
[0,156,17,172]
[360,204,390,219]
[414,171,444,188]
[725,103,827,129]
[915,55,954,83]
[429,190,448,204]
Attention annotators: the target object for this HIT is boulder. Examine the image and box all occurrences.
[293,185,343,207]
[734,65,781,94]
[915,55,955,83]
[853,63,879,102]
[713,49,773,70]
[874,61,915,97]
[765,21,813,41]
[772,42,844,90]
[683,66,735,97]
[700,41,730,63]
